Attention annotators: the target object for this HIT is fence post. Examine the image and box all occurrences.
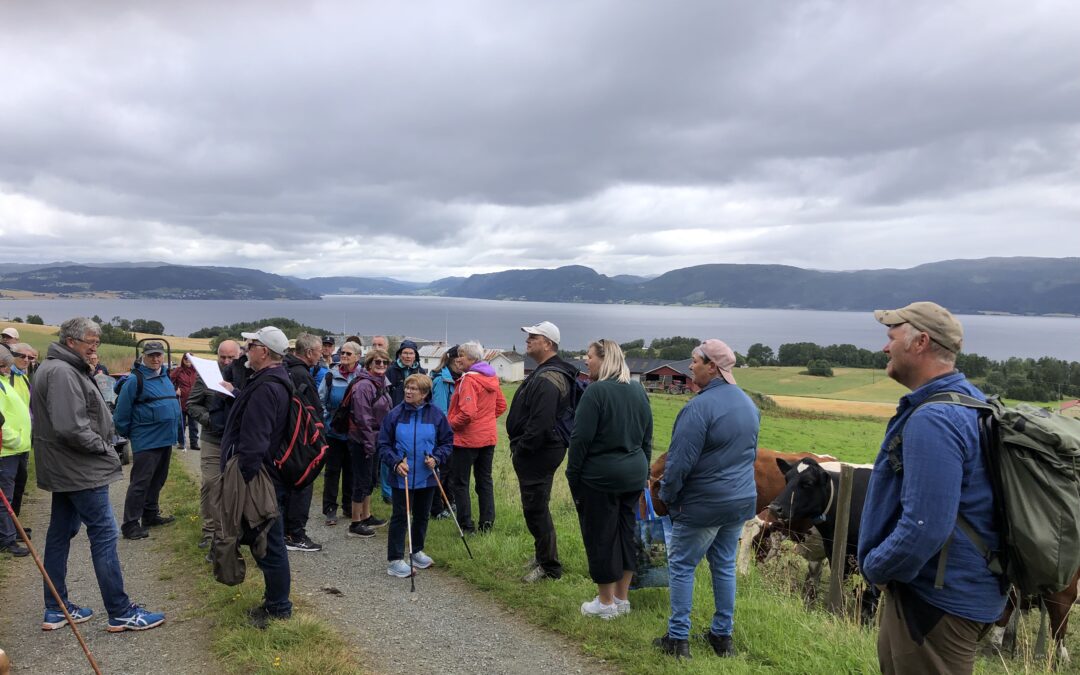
[828,464,854,615]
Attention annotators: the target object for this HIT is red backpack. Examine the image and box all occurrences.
[275,384,330,490]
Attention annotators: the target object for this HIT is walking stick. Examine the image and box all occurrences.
[401,461,416,593]
[427,454,473,560]
[0,490,102,675]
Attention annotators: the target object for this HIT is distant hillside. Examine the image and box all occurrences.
[3,257,1079,314]
[0,264,318,300]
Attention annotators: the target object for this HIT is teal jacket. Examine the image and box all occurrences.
[113,362,182,452]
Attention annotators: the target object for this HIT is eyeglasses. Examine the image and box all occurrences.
[11,352,26,359]
[340,351,358,357]
[370,359,390,366]
[72,337,101,347]
[247,342,268,351]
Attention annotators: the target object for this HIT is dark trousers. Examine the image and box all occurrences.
[348,441,375,504]
[878,587,991,675]
[574,487,638,584]
[13,451,28,515]
[449,445,495,531]
[178,412,199,448]
[246,485,292,616]
[387,485,435,561]
[321,436,353,516]
[283,482,313,538]
[0,454,24,547]
[123,446,171,528]
[429,463,452,517]
[512,445,567,578]
[44,487,131,619]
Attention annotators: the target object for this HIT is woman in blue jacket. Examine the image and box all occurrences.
[378,374,453,578]
[318,341,363,525]
[113,341,182,540]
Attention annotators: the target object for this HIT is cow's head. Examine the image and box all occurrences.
[769,457,834,523]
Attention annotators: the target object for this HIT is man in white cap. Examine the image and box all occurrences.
[0,327,19,348]
[505,321,580,583]
[858,302,1005,674]
[220,326,295,628]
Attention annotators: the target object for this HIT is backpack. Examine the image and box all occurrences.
[329,376,364,435]
[275,380,330,490]
[535,366,588,447]
[116,369,177,408]
[895,392,1080,596]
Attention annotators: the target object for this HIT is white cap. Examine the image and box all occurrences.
[1,327,19,339]
[520,321,560,346]
[240,326,289,356]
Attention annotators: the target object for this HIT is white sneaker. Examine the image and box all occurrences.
[614,597,631,615]
[387,560,413,578]
[580,596,619,620]
[411,550,433,569]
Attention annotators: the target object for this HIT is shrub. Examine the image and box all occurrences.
[805,359,834,377]
[26,314,44,325]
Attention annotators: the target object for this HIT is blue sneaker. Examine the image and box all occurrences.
[387,559,414,578]
[106,604,165,632]
[411,550,433,569]
[42,604,94,631]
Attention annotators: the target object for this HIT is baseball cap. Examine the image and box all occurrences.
[521,321,560,346]
[874,301,963,353]
[697,339,737,385]
[240,326,290,356]
[142,340,166,356]
[322,335,335,345]
[1,327,19,339]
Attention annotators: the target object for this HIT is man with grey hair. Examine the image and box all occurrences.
[187,339,242,548]
[859,302,1005,674]
[33,317,165,632]
[447,341,507,534]
[280,332,327,552]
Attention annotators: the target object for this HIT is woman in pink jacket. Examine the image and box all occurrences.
[447,341,507,534]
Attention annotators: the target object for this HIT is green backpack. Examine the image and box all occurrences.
[908,393,1080,596]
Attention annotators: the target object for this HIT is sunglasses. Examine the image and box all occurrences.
[370,359,390,366]
[11,352,26,359]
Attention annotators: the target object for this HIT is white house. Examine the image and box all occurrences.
[489,351,525,382]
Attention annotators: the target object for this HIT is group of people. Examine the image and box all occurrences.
[0,300,1006,674]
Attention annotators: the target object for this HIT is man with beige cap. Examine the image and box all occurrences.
[0,327,19,348]
[858,302,1006,674]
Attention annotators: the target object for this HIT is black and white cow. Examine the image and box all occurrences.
[769,456,878,622]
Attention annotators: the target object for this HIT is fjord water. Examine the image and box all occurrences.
[1,295,1077,361]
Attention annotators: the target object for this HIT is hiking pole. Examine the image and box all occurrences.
[401,460,416,593]
[0,490,102,675]
[427,454,473,560]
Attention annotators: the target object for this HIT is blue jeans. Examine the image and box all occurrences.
[246,484,292,616]
[43,486,132,619]
[666,499,754,640]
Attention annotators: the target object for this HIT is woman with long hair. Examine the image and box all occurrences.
[566,339,652,619]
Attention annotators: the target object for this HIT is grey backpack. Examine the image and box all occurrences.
[902,393,1080,596]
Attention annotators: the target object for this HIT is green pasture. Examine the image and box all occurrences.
[734,366,908,403]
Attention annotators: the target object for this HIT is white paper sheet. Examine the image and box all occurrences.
[187,352,234,398]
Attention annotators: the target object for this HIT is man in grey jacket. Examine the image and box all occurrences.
[32,317,165,632]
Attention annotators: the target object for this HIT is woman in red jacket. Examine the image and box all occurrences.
[447,341,507,533]
[169,353,200,450]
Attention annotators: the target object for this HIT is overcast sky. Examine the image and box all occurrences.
[1,1,1078,282]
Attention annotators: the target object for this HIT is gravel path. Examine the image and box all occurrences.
[0,458,215,674]
[175,451,618,675]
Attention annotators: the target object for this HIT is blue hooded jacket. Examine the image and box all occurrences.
[319,363,361,440]
[113,361,182,452]
[377,400,453,490]
[429,365,456,413]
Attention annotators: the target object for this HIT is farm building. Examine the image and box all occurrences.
[640,358,693,393]
[489,351,525,382]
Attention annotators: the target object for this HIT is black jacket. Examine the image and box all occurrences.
[220,364,292,482]
[386,340,426,406]
[284,354,324,419]
[506,355,580,454]
[187,361,230,442]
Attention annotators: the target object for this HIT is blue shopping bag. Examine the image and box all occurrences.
[630,487,671,589]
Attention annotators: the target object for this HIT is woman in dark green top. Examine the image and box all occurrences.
[567,339,653,619]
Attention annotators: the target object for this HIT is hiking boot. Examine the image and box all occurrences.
[653,634,692,660]
[580,597,619,620]
[347,522,376,538]
[247,604,291,630]
[42,604,93,631]
[411,550,433,569]
[142,514,175,527]
[522,565,558,583]
[122,523,150,540]
[285,534,323,552]
[387,559,414,578]
[614,597,631,616]
[198,535,212,549]
[478,521,493,533]
[2,541,29,557]
[324,513,338,527]
[703,631,735,657]
[433,509,452,520]
[191,444,201,451]
[360,515,387,528]
[107,604,165,632]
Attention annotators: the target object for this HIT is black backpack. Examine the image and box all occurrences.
[534,366,588,446]
[275,380,330,490]
[329,376,364,435]
[115,368,177,409]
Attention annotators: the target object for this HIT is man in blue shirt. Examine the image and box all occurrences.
[858,302,1006,674]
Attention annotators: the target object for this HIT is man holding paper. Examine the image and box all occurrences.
[187,340,242,548]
